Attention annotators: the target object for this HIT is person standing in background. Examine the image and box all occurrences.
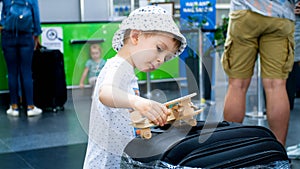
[287,1,300,111]
[0,0,43,116]
[221,0,297,146]
[285,0,300,159]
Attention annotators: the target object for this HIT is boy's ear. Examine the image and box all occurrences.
[130,30,141,45]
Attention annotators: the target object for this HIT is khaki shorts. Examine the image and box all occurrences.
[221,10,295,79]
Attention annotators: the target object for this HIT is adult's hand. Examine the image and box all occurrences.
[33,36,41,50]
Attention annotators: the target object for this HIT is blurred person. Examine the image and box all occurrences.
[0,0,43,116]
[79,44,106,95]
[286,0,300,159]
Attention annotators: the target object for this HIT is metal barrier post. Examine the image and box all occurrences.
[246,55,266,119]
[198,28,206,107]
[145,72,151,99]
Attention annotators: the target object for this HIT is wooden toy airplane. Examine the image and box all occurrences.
[130,93,203,139]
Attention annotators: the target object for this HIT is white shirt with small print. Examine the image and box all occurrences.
[83,56,138,169]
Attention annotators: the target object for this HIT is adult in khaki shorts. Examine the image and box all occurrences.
[221,0,297,146]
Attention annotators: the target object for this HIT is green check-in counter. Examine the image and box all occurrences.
[0,22,180,91]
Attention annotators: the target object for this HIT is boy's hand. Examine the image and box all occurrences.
[132,98,170,126]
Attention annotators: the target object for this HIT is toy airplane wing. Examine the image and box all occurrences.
[164,93,197,107]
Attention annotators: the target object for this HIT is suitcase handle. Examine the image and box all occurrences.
[35,43,47,51]
[151,121,230,135]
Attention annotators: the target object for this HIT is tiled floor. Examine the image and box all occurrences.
[0,87,299,169]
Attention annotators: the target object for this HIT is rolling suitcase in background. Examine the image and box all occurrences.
[123,121,289,168]
[32,46,67,112]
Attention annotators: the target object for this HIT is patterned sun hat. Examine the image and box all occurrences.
[112,5,187,57]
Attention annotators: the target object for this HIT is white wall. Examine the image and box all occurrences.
[39,0,111,22]
[83,0,111,21]
[39,0,81,22]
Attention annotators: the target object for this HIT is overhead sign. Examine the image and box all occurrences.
[180,0,216,30]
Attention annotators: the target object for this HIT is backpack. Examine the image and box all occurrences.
[3,0,33,32]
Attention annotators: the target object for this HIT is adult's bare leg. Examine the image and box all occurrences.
[223,78,252,123]
[263,78,290,146]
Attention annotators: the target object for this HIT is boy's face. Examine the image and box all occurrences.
[131,33,178,72]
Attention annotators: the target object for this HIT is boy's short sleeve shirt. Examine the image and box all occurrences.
[231,0,295,21]
[83,56,138,168]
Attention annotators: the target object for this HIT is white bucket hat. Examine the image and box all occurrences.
[112,5,187,57]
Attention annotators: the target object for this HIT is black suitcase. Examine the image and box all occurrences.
[124,121,289,168]
[32,47,67,112]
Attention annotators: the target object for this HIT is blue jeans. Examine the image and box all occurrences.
[1,30,34,106]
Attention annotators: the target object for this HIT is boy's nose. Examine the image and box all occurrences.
[156,54,165,63]
[156,58,164,68]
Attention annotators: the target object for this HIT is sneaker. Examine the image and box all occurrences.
[6,106,19,116]
[27,107,42,117]
[287,147,300,160]
[287,143,300,152]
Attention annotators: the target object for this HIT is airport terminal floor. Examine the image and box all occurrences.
[0,86,299,169]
